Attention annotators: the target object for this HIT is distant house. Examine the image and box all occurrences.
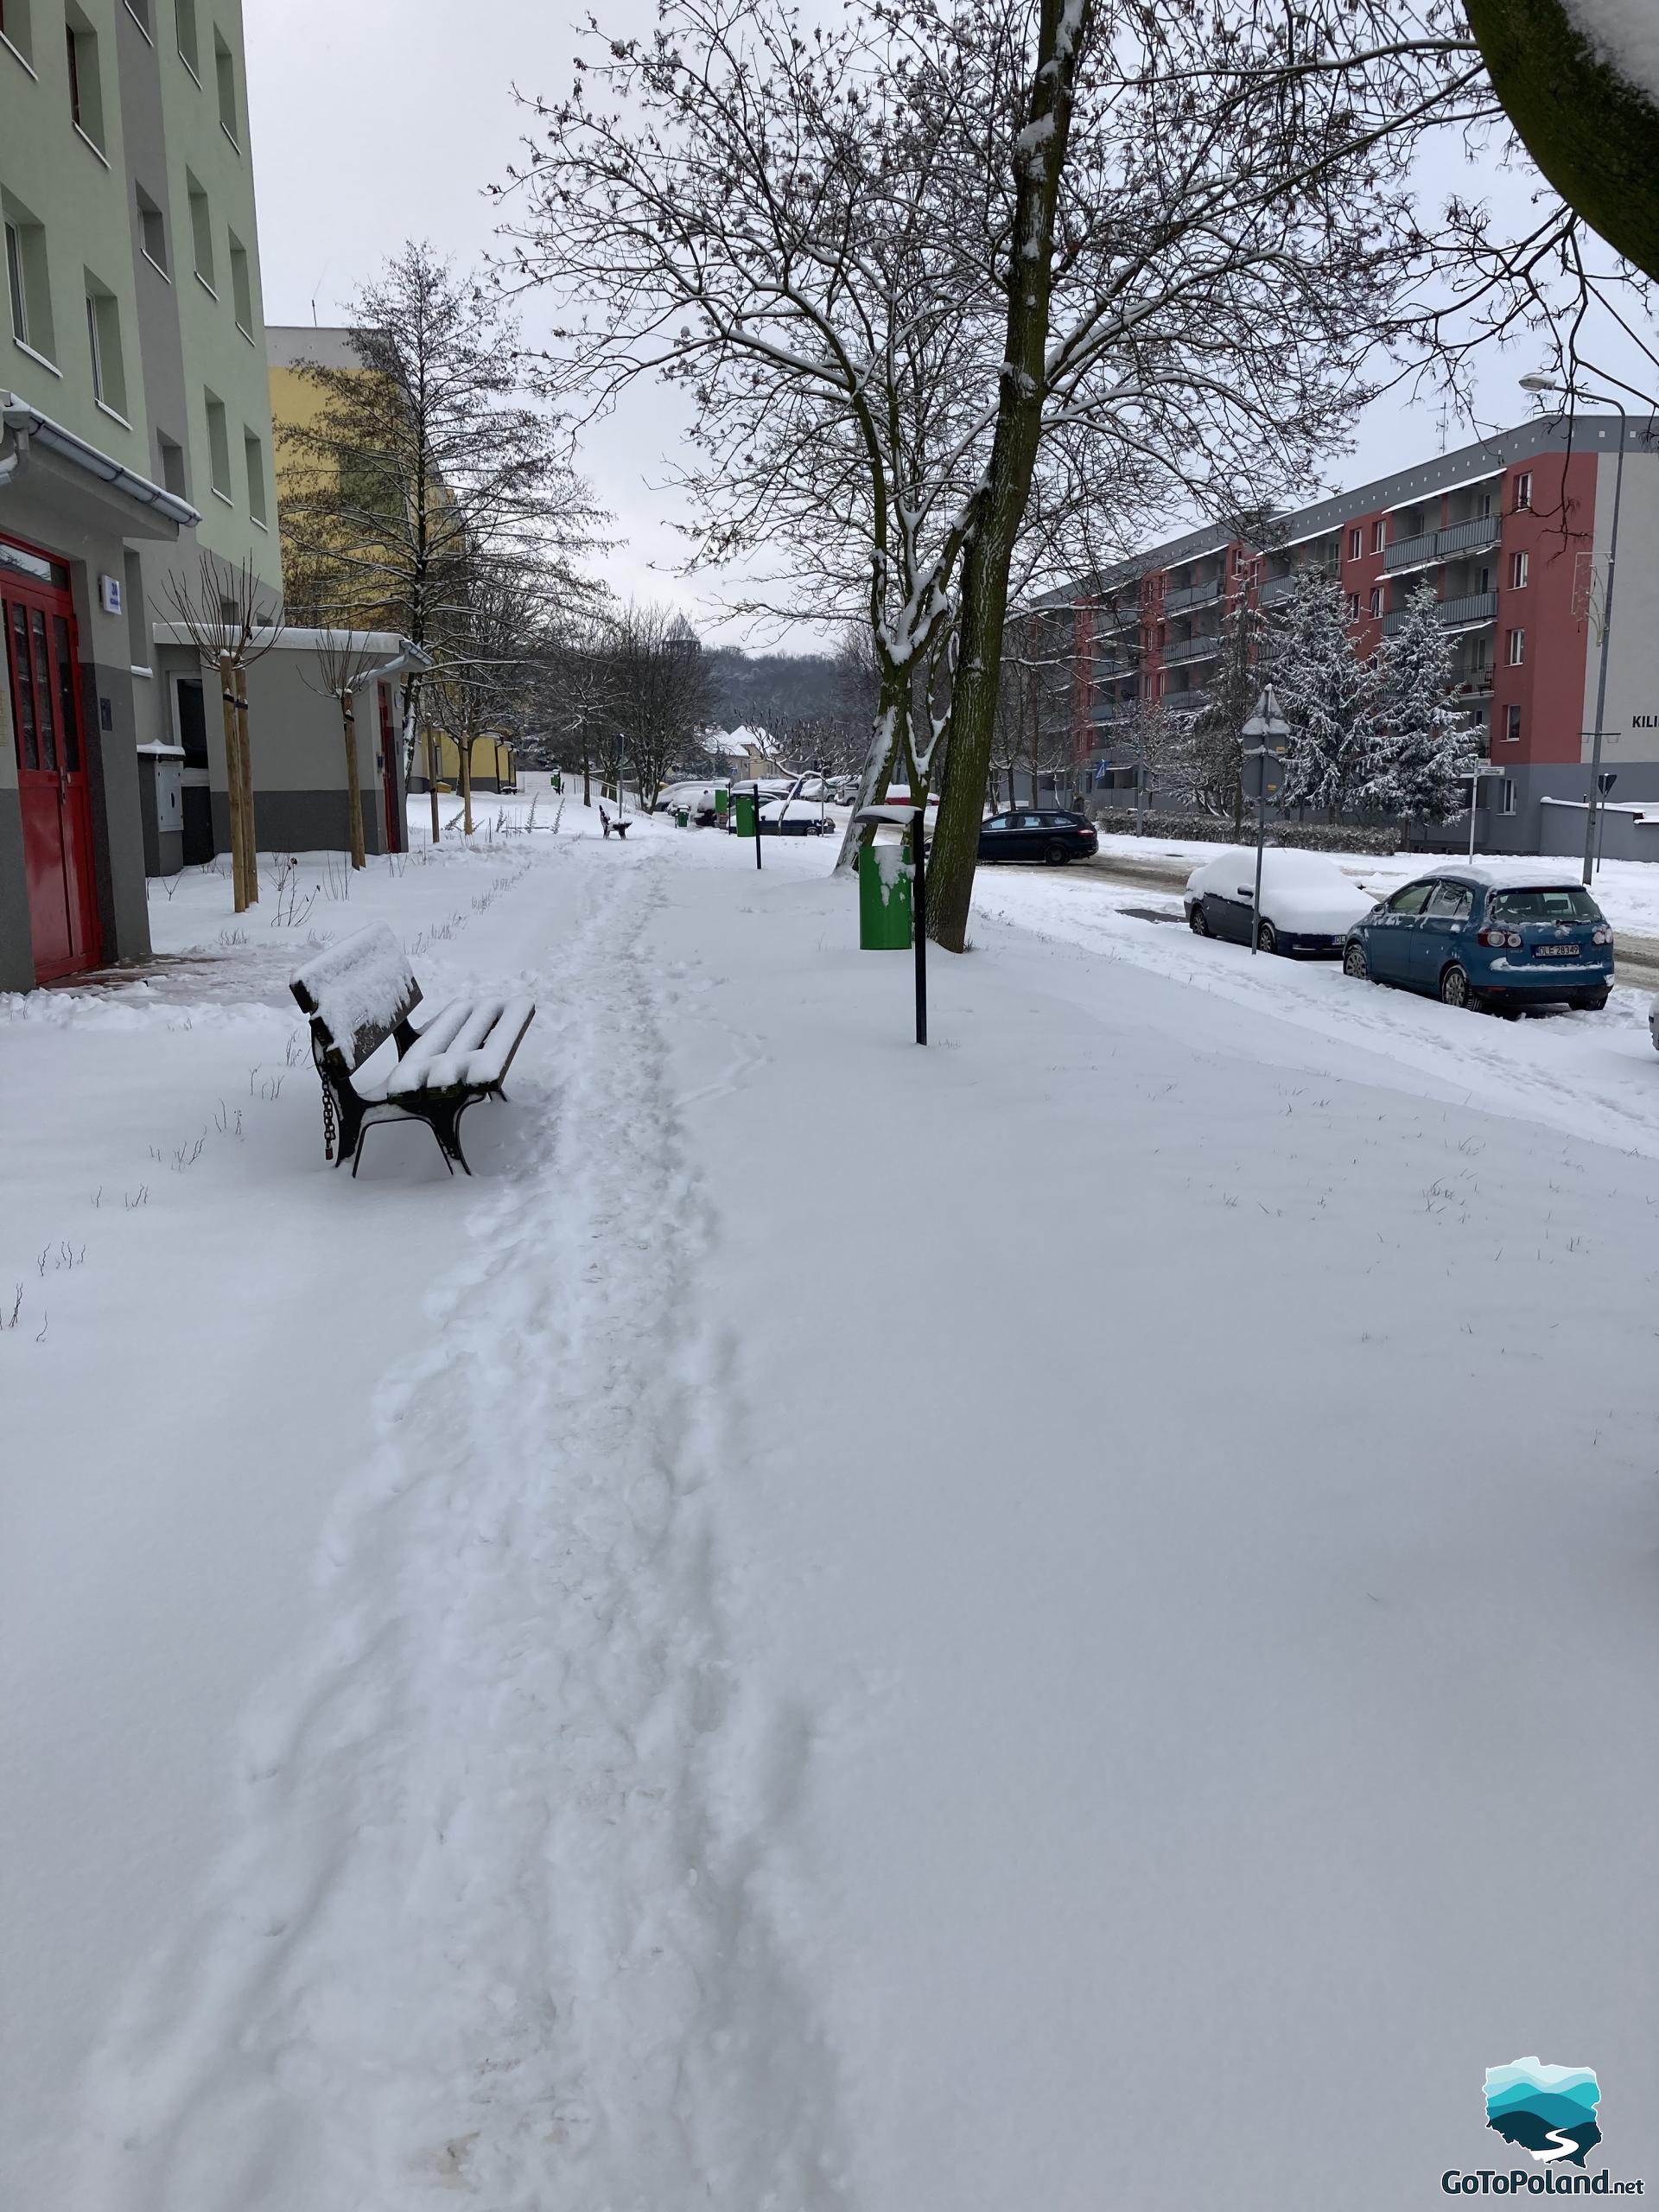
[702,724,785,780]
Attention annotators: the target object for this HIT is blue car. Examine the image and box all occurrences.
[1342,866,1613,1012]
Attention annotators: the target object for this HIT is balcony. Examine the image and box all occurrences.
[1382,589,1497,636]
[1382,530,1437,575]
[1162,631,1223,666]
[1164,576,1221,613]
[1259,566,1337,604]
[1383,514,1503,575]
[1439,513,1502,557]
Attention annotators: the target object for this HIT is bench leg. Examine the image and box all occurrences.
[423,1096,472,1176]
[334,1087,366,1172]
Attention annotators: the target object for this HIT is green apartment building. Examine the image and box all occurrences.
[1,0,280,987]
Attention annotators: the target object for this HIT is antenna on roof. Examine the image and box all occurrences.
[311,299,318,327]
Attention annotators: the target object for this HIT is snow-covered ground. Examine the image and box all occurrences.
[1088,828,1659,938]
[5,804,1658,2209]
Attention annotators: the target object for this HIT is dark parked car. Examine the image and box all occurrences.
[1342,867,1613,1011]
[977,810,1098,866]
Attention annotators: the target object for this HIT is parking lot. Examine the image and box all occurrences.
[969,844,1659,1163]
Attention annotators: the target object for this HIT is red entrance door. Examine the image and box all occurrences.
[3,550,102,980]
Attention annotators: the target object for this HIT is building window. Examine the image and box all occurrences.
[1504,704,1522,745]
[1506,627,1525,665]
[1515,471,1532,511]
[1371,520,1385,554]
[156,430,186,495]
[187,172,213,290]
[1369,584,1384,619]
[204,388,231,499]
[174,0,196,75]
[1510,550,1529,589]
[213,28,237,144]
[123,547,148,667]
[5,203,54,361]
[228,232,252,335]
[1348,526,1362,562]
[137,183,168,275]
[65,7,105,150]
[244,428,266,524]
[85,278,127,418]
[1345,592,1360,621]
[2,0,35,65]
[1500,778,1516,816]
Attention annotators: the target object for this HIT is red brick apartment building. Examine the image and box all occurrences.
[1064,416,1658,858]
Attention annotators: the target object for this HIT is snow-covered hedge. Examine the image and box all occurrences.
[1085,809,1399,855]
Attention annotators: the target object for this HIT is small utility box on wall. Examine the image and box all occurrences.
[136,741,186,878]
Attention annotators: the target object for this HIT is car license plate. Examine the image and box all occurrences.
[1533,943,1583,958]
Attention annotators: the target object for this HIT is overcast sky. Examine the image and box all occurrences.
[243,0,1645,655]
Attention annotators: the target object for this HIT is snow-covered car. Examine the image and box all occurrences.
[1185,847,1376,956]
[760,798,836,836]
[655,781,721,821]
[1342,866,1614,1012]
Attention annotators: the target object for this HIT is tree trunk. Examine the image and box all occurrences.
[925,0,1090,952]
[218,652,248,913]
[340,687,366,868]
[461,733,474,836]
[833,664,912,875]
[233,663,258,905]
[427,729,442,844]
[582,740,591,810]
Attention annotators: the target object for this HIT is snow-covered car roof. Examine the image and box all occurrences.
[1185,846,1355,888]
[1429,860,1589,889]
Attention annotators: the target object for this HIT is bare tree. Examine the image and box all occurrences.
[607,605,715,810]
[308,629,395,868]
[504,0,1446,949]
[278,240,602,843]
[162,554,282,912]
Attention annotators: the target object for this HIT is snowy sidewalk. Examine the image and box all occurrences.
[5,812,1657,2209]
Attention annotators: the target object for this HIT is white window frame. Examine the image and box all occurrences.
[1507,627,1525,666]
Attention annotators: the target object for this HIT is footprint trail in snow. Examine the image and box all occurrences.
[78,849,846,2211]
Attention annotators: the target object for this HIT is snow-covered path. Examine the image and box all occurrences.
[7,813,1659,2209]
[71,842,842,2209]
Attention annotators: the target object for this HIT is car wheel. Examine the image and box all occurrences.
[1342,940,1369,982]
[1569,988,1611,1011]
[1045,841,1071,866]
[1188,903,1210,936]
[1256,919,1277,955]
[1439,963,1471,1009]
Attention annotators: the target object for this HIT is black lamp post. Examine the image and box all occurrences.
[854,803,928,1044]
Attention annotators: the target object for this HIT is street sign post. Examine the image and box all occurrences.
[1240,685,1292,956]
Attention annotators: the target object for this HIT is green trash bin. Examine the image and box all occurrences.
[551,771,563,792]
[734,791,759,838]
[675,805,690,828]
[858,836,913,950]
[714,786,729,821]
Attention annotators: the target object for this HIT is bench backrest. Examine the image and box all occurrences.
[291,923,423,1072]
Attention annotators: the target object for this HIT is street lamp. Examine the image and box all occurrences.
[1242,684,1292,955]
[1518,373,1626,886]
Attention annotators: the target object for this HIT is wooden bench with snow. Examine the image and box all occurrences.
[598,804,630,839]
[290,925,535,1179]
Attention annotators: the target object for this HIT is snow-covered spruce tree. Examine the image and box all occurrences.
[503,0,1452,944]
[1363,581,1478,830]
[1183,590,1262,831]
[1266,574,1376,823]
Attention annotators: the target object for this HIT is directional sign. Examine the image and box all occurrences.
[1242,683,1292,742]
